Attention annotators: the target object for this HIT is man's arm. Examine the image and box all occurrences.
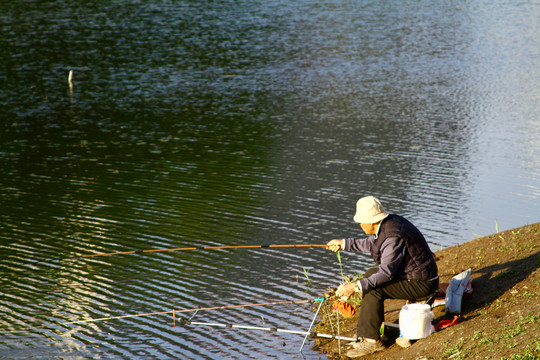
[343,236,374,253]
[326,236,373,252]
[358,237,405,292]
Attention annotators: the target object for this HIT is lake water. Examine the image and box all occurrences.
[1,1,539,359]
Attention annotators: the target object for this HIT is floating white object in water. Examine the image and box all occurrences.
[68,70,74,92]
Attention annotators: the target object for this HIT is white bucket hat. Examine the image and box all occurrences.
[353,196,389,224]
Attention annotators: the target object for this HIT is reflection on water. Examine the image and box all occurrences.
[1,0,539,359]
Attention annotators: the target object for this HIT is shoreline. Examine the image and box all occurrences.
[313,222,540,359]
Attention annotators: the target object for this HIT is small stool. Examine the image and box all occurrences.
[409,288,444,306]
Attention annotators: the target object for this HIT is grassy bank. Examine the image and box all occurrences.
[314,222,540,359]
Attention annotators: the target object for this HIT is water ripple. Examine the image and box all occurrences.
[1,0,539,359]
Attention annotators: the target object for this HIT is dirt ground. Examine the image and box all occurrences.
[313,222,540,359]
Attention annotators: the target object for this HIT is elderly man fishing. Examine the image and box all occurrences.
[326,196,439,358]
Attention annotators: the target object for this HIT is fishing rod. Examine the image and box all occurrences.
[62,296,355,352]
[81,244,327,258]
[63,297,331,325]
[177,318,359,343]
[176,297,356,353]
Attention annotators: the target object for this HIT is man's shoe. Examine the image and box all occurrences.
[346,339,385,358]
[395,336,412,348]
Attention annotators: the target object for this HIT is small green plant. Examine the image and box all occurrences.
[301,267,312,293]
[442,337,466,357]
[507,341,519,349]
[521,291,535,298]
[520,312,540,325]
[332,252,364,306]
[336,251,345,281]
[303,267,311,285]
[478,337,494,346]
[471,329,483,340]
[502,324,525,339]
[503,342,540,359]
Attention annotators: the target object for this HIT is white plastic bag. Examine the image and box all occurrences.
[445,268,472,313]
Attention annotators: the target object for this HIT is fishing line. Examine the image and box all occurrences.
[63,298,331,325]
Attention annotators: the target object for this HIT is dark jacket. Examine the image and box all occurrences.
[344,214,438,292]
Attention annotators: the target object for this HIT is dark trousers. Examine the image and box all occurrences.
[356,267,439,340]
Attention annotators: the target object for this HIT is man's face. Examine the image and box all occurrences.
[360,222,377,235]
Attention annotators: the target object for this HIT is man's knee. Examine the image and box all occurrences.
[364,267,379,278]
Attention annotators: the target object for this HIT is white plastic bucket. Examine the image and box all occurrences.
[399,303,434,339]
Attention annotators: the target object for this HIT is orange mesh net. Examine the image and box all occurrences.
[332,300,356,318]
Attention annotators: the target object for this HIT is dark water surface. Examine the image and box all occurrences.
[1,1,539,359]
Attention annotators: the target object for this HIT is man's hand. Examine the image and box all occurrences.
[336,282,355,297]
[326,239,345,252]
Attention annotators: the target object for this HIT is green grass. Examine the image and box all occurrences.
[336,251,345,281]
[471,329,483,340]
[303,267,311,285]
[501,341,540,359]
[442,337,466,357]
